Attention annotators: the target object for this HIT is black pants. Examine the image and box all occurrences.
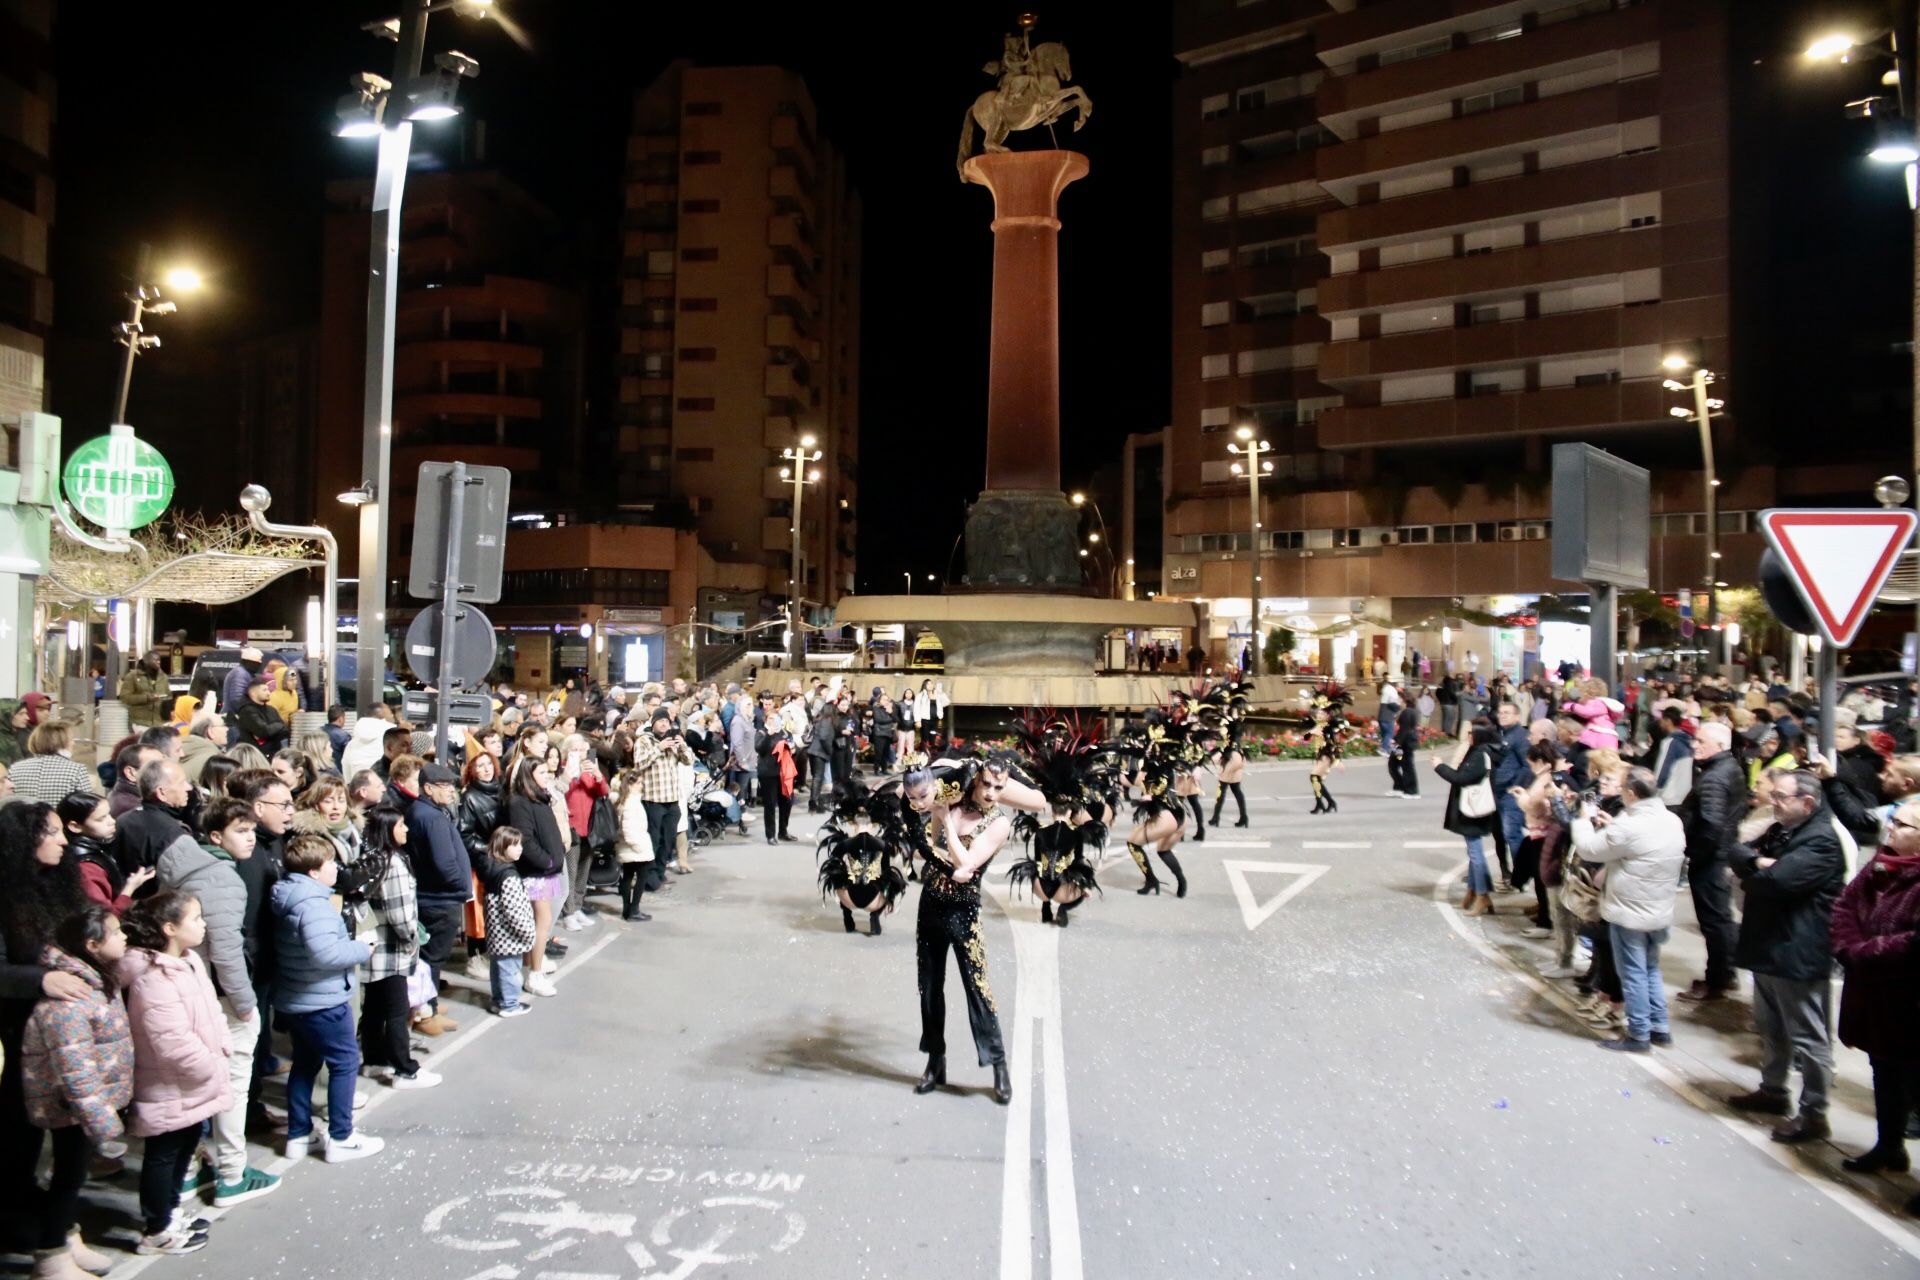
[643,800,678,890]
[761,787,792,838]
[139,1123,204,1234]
[417,899,463,1007]
[37,1124,89,1249]
[1211,781,1247,824]
[619,862,648,918]
[358,973,417,1074]
[1392,747,1418,795]
[916,883,1005,1067]
[1870,1056,1920,1154]
[808,755,831,809]
[1688,855,1738,991]
[1,1035,41,1249]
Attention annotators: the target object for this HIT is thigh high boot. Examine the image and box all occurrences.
[1229,781,1248,826]
[1211,786,1226,826]
[1186,794,1207,839]
[1309,774,1327,814]
[1319,773,1338,813]
[1129,842,1160,895]
[1157,848,1188,898]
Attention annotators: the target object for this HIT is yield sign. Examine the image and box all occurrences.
[1759,508,1918,647]
[1222,861,1329,932]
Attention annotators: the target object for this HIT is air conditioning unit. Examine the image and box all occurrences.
[1378,531,1399,545]
[1497,526,1522,542]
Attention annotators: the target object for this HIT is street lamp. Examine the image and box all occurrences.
[1225,425,1275,662]
[112,243,203,426]
[239,485,340,709]
[1662,354,1728,664]
[903,571,913,595]
[779,434,824,670]
[334,0,492,713]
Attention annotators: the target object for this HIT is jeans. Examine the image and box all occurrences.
[209,1001,259,1182]
[138,1124,204,1234]
[1608,923,1671,1043]
[490,954,525,1011]
[1463,835,1492,894]
[285,1002,361,1142]
[1496,794,1526,884]
[1753,973,1834,1116]
[562,838,590,916]
[1546,886,1578,969]
[1687,855,1738,991]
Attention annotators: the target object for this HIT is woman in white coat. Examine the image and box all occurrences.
[613,768,655,922]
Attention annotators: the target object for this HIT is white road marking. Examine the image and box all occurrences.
[1197,838,1272,848]
[1222,861,1331,931]
[1302,840,1370,849]
[1401,840,1457,849]
[1429,860,1920,1261]
[991,885,1082,1280]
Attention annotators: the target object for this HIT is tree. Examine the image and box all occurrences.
[1263,626,1295,675]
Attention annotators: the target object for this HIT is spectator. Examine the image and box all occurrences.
[1435,721,1501,916]
[1570,766,1685,1053]
[117,891,231,1256]
[556,739,608,932]
[231,769,292,1127]
[1829,798,1920,1201]
[505,756,568,999]
[870,696,897,774]
[179,714,229,785]
[269,836,381,1163]
[407,762,471,1033]
[220,649,265,721]
[806,700,838,812]
[117,651,169,729]
[20,905,131,1276]
[1490,702,1530,892]
[352,807,441,1082]
[479,827,536,1016]
[232,677,288,756]
[9,722,103,806]
[348,768,386,813]
[1725,768,1846,1143]
[1678,722,1747,1004]
[1652,706,1695,807]
[323,705,351,772]
[106,743,162,821]
[338,716,390,780]
[60,790,152,915]
[0,698,27,766]
[756,694,797,845]
[115,759,198,878]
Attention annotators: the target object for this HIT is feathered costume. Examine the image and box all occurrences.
[1003,714,1107,926]
[1197,680,1253,828]
[1115,711,1192,897]
[1303,680,1352,815]
[816,782,911,936]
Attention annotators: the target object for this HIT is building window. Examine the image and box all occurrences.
[1200,354,1231,380]
[678,347,717,362]
[1461,85,1526,116]
[1201,249,1230,273]
[682,198,720,213]
[1200,145,1230,168]
[645,250,675,277]
[675,447,715,461]
[684,101,722,116]
[1201,196,1231,220]
[1200,93,1230,120]
[679,297,718,312]
[680,247,719,263]
[676,397,715,411]
[684,150,721,165]
[1201,301,1231,328]
[642,353,668,376]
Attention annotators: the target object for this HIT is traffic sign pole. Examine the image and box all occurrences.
[433,461,470,766]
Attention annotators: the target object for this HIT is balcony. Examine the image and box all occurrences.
[767,263,818,314]
[393,391,543,426]
[1316,0,1524,65]
[771,112,816,163]
[769,165,816,225]
[765,313,821,361]
[1174,0,1326,63]
[397,340,543,375]
[763,515,796,555]
[1317,3,1656,127]
[764,414,801,448]
[764,363,810,400]
[1315,377,1666,448]
[1317,221,1720,315]
[767,212,813,253]
[1316,79,1660,189]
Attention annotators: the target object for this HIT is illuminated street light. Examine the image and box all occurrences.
[1870,138,1920,164]
[1664,358,1728,664]
[778,435,826,669]
[111,244,205,427]
[1806,33,1858,61]
[1070,492,1086,506]
[1224,430,1275,651]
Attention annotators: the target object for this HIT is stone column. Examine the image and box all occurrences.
[960,150,1090,590]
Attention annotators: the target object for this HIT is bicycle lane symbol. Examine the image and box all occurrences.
[429,1185,807,1280]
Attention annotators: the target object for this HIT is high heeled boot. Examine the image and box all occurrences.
[868,912,883,936]
[1309,775,1326,814]
[1055,901,1072,927]
[992,1059,1013,1105]
[841,907,857,933]
[1129,842,1160,895]
[1040,901,1054,924]
[1159,849,1189,898]
[914,1054,946,1094]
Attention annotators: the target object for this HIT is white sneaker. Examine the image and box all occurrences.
[1520,926,1552,939]
[137,1227,208,1256]
[574,910,598,927]
[465,954,491,980]
[284,1134,312,1159]
[492,1003,532,1018]
[383,1068,443,1090]
[323,1131,386,1163]
[525,972,558,998]
[539,958,558,976]
[1538,965,1578,979]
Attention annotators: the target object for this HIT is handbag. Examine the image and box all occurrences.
[587,794,619,851]
[1559,851,1604,923]
[1458,751,1496,819]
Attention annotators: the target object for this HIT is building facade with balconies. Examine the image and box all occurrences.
[620,62,862,624]
[0,0,54,424]
[1166,0,1792,677]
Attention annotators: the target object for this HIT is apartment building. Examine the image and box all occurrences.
[1167,0,1787,675]
[620,62,862,621]
[0,0,54,423]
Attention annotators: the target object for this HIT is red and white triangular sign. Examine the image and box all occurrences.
[1759,508,1918,648]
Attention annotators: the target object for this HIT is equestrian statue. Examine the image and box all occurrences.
[957,13,1093,179]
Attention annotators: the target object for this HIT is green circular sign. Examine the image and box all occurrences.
[63,433,174,531]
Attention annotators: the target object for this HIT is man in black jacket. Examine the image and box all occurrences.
[232,769,291,1131]
[1677,722,1746,1003]
[1724,769,1845,1143]
[409,763,473,1034]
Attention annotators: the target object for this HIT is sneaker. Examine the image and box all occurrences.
[546,939,570,956]
[317,1087,372,1118]
[169,1208,211,1235]
[525,972,558,998]
[97,1139,128,1160]
[213,1165,282,1207]
[323,1131,386,1163]
[284,1134,313,1159]
[1597,1037,1651,1054]
[1538,965,1578,979]
[538,958,558,976]
[1772,1112,1831,1144]
[1520,926,1552,940]
[465,954,491,981]
[491,1003,532,1018]
[383,1068,444,1090]
[563,912,587,932]
[178,1158,215,1197]
[1648,1030,1674,1048]
[137,1228,208,1256]
[1727,1089,1792,1115]
[574,909,598,927]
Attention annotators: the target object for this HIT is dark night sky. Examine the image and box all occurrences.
[47,1,1174,595]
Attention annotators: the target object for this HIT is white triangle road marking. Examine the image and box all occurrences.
[1222,860,1330,931]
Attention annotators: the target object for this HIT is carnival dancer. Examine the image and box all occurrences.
[816,782,909,937]
[1121,711,1190,897]
[901,758,1013,1104]
[1306,682,1352,815]
[1005,715,1105,927]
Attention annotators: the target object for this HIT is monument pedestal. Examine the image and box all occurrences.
[962,489,1081,589]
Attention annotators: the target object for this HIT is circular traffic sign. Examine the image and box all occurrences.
[62,432,174,531]
[404,602,497,687]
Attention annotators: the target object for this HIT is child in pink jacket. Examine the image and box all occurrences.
[118,890,232,1257]
[1562,679,1625,750]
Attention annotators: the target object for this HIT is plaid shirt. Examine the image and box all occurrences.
[629,732,690,803]
[359,848,420,983]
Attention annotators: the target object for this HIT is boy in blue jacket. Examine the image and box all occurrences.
[270,834,383,1163]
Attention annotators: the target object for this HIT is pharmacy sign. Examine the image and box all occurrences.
[62,428,173,532]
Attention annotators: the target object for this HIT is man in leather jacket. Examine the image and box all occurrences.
[1678,721,1747,1002]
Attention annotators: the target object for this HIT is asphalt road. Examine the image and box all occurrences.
[61,755,1920,1280]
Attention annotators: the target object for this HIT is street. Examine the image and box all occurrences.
[86,756,1920,1280]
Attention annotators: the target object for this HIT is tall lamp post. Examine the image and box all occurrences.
[334,0,489,712]
[1226,425,1274,663]
[112,245,202,427]
[1662,354,1727,664]
[780,434,823,670]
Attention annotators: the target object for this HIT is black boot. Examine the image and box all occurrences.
[914,1055,946,1094]
[1040,901,1054,924]
[1129,842,1160,895]
[992,1060,1012,1105]
[1055,901,1071,927]
[842,907,857,933]
[1309,776,1326,814]
[1188,796,1206,839]
[869,913,882,936]
[1159,850,1188,898]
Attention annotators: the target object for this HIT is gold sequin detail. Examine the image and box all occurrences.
[963,917,996,1013]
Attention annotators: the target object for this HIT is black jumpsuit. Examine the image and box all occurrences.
[916,811,1008,1068]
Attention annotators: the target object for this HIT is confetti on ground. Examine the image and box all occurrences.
[1492,1098,1509,1110]
[1654,1136,1672,1145]
[1620,1090,1632,1099]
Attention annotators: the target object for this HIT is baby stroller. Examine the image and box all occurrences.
[688,770,740,845]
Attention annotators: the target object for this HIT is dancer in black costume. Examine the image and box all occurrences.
[1004,714,1107,927]
[816,782,909,937]
[1304,681,1352,814]
[1119,711,1190,897]
[901,758,1014,1104]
